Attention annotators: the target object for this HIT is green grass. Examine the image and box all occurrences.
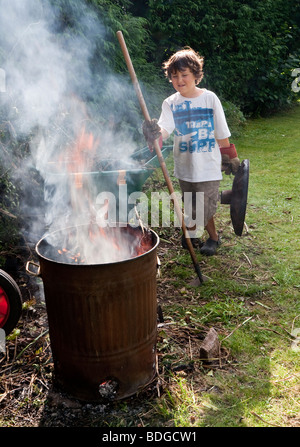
[141,104,300,427]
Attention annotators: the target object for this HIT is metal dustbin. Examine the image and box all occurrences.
[27,224,160,401]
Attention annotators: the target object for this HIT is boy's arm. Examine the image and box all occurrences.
[217,139,240,175]
[217,138,230,148]
[161,128,170,140]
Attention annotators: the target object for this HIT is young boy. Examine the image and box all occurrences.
[143,47,240,256]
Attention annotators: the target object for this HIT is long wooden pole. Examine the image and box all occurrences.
[116,30,203,284]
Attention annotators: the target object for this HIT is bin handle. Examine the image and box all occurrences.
[26,261,41,277]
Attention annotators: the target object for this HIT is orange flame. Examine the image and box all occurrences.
[54,112,153,264]
[67,125,99,183]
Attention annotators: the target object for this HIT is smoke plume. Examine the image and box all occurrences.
[0,0,146,262]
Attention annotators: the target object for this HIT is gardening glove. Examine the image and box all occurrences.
[220,143,240,175]
[142,119,162,152]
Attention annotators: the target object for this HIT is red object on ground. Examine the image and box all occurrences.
[0,286,10,328]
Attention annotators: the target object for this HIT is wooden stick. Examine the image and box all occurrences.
[116,30,203,284]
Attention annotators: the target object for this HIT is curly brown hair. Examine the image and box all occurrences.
[162,47,204,84]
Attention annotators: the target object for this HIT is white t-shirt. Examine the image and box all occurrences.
[158,89,231,182]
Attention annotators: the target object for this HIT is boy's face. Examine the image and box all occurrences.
[170,67,198,97]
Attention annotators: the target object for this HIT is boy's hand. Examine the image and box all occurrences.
[222,155,240,175]
[220,143,240,175]
[142,119,161,144]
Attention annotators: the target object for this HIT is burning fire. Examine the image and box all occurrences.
[51,122,152,265]
[55,225,153,265]
[65,124,99,189]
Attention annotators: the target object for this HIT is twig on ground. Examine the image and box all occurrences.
[243,252,252,268]
[233,264,242,276]
[188,336,193,360]
[256,326,295,342]
[221,317,254,343]
[292,315,300,331]
[272,372,300,383]
[251,411,282,427]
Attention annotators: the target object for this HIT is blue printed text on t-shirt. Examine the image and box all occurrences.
[171,100,216,153]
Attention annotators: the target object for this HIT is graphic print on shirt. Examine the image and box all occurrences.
[171,100,215,154]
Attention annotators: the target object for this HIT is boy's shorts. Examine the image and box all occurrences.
[179,179,220,228]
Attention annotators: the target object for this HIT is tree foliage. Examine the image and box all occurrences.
[145,0,300,115]
[46,0,166,137]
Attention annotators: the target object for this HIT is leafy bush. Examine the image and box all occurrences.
[0,166,20,264]
[222,100,246,138]
[146,0,300,116]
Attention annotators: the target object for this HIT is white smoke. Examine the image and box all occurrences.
[0,0,147,261]
[1,0,68,133]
